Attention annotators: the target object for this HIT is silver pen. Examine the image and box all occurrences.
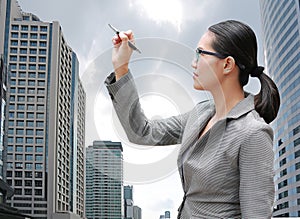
[108,24,141,54]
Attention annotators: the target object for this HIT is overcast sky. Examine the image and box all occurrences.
[19,0,263,218]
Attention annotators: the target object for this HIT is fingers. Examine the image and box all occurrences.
[111,30,134,46]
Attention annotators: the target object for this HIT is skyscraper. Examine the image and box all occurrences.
[0,0,86,218]
[260,0,300,217]
[86,140,124,219]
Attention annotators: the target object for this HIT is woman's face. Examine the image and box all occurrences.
[192,31,225,91]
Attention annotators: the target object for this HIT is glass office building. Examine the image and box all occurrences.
[260,0,300,217]
[86,141,124,219]
[0,0,86,218]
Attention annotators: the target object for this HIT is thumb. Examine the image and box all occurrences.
[119,31,129,43]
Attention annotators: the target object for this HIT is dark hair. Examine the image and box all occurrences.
[208,20,280,124]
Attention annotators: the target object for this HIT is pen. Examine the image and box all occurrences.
[108,24,141,54]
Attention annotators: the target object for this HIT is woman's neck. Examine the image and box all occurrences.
[211,86,245,120]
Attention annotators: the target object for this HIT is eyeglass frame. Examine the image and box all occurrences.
[195,47,245,70]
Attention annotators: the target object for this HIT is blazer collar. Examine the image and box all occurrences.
[226,93,255,120]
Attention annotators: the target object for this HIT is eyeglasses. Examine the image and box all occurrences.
[195,47,245,70]
[195,48,227,63]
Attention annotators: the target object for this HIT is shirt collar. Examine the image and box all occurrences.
[226,93,255,120]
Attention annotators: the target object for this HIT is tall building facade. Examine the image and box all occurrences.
[0,0,86,218]
[260,0,300,217]
[86,141,123,219]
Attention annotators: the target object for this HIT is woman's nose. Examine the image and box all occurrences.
[191,59,197,69]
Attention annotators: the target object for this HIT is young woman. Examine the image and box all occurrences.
[105,20,280,218]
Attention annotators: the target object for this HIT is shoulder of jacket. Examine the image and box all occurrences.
[243,110,274,137]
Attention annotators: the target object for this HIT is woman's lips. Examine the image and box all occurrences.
[193,72,199,79]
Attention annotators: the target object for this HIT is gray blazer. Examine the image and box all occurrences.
[105,71,274,219]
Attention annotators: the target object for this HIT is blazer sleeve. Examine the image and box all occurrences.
[239,123,275,218]
[105,71,190,146]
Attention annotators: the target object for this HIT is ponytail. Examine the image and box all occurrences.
[250,66,280,124]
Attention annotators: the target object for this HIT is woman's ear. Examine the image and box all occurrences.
[223,56,236,75]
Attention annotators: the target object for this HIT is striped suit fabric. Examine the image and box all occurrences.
[105,71,274,219]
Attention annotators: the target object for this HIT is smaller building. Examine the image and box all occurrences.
[133,205,142,219]
[85,141,124,219]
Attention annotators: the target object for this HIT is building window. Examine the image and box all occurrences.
[36,130,44,136]
[31,25,38,31]
[23,15,30,20]
[15,163,23,169]
[30,33,38,39]
[26,121,34,127]
[16,146,23,152]
[17,112,24,118]
[295,138,300,147]
[25,155,33,161]
[38,72,46,78]
[15,154,23,160]
[36,113,44,119]
[25,163,33,170]
[27,105,35,110]
[21,25,28,31]
[35,172,42,178]
[35,180,42,187]
[15,171,23,177]
[27,112,34,119]
[20,56,27,62]
[25,146,33,152]
[29,64,36,70]
[26,137,34,144]
[21,33,28,38]
[17,104,25,110]
[38,65,46,71]
[35,146,43,152]
[39,42,47,47]
[26,129,34,135]
[278,179,288,189]
[25,180,32,186]
[16,121,24,126]
[277,201,289,210]
[10,55,17,61]
[18,88,26,94]
[35,163,43,170]
[11,25,19,30]
[40,34,47,39]
[25,171,32,178]
[25,189,32,195]
[11,32,18,38]
[295,150,300,159]
[10,64,16,69]
[28,80,35,86]
[14,189,22,195]
[40,26,48,32]
[29,56,36,62]
[28,88,35,94]
[10,48,17,53]
[278,190,288,200]
[39,49,46,55]
[39,57,46,62]
[16,137,23,144]
[35,155,43,161]
[29,49,37,54]
[20,41,28,46]
[35,189,42,196]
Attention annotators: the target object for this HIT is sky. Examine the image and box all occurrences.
[19,0,263,218]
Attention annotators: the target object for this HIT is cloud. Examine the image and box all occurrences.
[129,0,183,32]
